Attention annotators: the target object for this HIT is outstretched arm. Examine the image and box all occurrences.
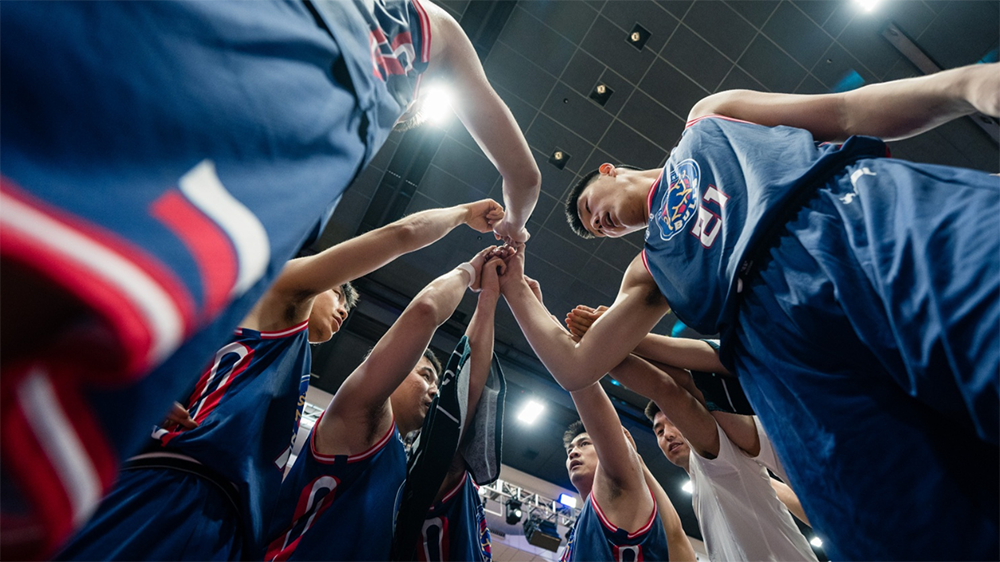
[609,356,721,459]
[571,383,654,530]
[423,2,540,243]
[690,62,1000,142]
[567,306,729,375]
[500,249,670,391]
[248,200,502,331]
[638,458,697,562]
[316,248,489,455]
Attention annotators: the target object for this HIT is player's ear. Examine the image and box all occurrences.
[599,163,616,177]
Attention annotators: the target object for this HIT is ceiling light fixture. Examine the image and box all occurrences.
[558,493,578,509]
[517,399,545,424]
[589,82,614,106]
[548,148,570,170]
[853,0,879,13]
[626,23,651,51]
[419,84,454,126]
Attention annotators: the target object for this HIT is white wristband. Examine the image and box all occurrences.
[456,262,476,288]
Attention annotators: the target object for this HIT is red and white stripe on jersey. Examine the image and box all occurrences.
[590,487,658,540]
[0,362,118,555]
[419,515,451,562]
[265,474,342,562]
[411,0,432,63]
[0,160,269,380]
[185,341,255,426]
[685,114,757,129]
[640,169,665,278]
[309,414,397,464]
[0,181,194,378]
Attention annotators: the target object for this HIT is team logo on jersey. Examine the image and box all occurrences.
[476,496,493,561]
[652,159,700,242]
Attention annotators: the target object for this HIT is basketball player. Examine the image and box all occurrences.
[495,62,999,560]
[55,201,503,560]
[265,246,509,561]
[1,1,539,554]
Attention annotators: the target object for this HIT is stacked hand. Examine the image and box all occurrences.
[477,245,513,296]
[565,304,609,339]
[463,199,506,233]
[492,217,530,245]
[164,402,198,430]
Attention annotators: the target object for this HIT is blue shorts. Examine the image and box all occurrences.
[1,1,372,554]
[731,158,999,560]
[55,466,243,561]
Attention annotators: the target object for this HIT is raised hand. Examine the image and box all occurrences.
[463,199,505,233]
[478,256,507,297]
[565,304,609,339]
[497,241,525,293]
[492,216,530,245]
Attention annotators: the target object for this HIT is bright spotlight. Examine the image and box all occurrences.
[681,480,693,494]
[419,84,453,126]
[810,537,823,548]
[558,494,578,509]
[517,400,544,425]
[505,498,523,525]
[853,0,879,12]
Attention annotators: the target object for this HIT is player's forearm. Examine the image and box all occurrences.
[504,281,609,390]
[465,291,498,406]
[410,266,471,326]
[633,335,729,375]
[841,63,994,141]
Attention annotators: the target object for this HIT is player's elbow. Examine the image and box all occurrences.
[407,291,451,326]
[689,90,748,121]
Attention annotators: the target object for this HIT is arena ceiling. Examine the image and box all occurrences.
[307,0,998,545]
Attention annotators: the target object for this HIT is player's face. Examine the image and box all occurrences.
[576,172,646,239]
[565,432,598,492]
[392,356,439,433]
[307,288,349,344]
[653,412,690,469]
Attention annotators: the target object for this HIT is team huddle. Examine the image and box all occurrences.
[1,1,997,561]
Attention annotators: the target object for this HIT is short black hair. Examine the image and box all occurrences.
[564,164,643,239]
[563,420,587,448]
[422,348,442,382]
[339,282,359,312]
[644,400,661,424]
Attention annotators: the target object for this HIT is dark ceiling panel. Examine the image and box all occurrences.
[811,42,877,90]
[484,42,556,108]
[617,89,684,149]
[561,49,606,98]
[525,114,594,174]
[581,15,658,84]
[600,120,668,169]
[541,81,615,143]
[793,73,828,95]
[499,7,577,77]
[640,58,710,118]
[724,0,778,28]
[835,12,904,78]
[492,84,540,130]
[520,0,600,44]
[737,35,808,92]
[595,67,638,116]
[791,0,839,28]
[595,237,644,272]
[684,1,758,61]
[717,65,767,93]
[661,24,734,92]
[429,136,500,193]
[820,1,854,37]
[763,2,834,70]
[916,0,1000,69]
[653,0,693,20]
[600,0,680,55]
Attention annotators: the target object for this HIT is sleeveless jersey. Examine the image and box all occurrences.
[561,490,668,562]
[309,0,432,151]
[266,421,407,561]
[151,321,311,552]
[416,473,492,562]
[641,115,888,337]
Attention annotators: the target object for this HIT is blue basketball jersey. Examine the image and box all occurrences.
[152,321,312,552]
[266,421,407,561]
[561,491,668,562]
[642,115,887,336]
[416,473,492,562]
[309,0,432,151]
